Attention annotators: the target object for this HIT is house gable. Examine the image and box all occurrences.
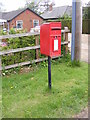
[9,8,43,31]
[2,8,43,22]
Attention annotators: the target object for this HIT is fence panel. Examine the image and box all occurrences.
[0,30,70,71]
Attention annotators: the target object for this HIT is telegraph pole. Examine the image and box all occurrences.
[75,0,82,61]
[71,0,76,61]
[71,0,82,61]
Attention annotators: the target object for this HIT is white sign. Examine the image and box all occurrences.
[54,39,58,51]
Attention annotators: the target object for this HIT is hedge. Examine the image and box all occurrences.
[48,19,89,34]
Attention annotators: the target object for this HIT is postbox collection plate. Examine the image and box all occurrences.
[54,39,58,51]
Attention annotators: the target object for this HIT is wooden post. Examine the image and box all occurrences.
[0,39,2,120]
[0,39,2,74]
[64,27,68,54]
[20,37,22,61]
[62,31,65,55]
[35,35,39,59]
[0,56,2,75]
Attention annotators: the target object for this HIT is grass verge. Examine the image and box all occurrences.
[2,59,88,118]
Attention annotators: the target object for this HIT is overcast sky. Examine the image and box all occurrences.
[0,0,90,12]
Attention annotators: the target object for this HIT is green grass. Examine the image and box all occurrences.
[0,76,2,119]
[2,61,88,118]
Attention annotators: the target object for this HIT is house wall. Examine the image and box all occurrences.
[9,9,43,32]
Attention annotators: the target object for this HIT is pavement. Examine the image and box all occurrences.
[68,33,89,63]
[73,108,88,118]
[81,34,88,63]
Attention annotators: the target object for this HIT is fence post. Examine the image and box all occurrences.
[64,27,69,54]
[35,35,39,59]
[0,39,2,74]
[62,31,65,55]
[0,39,2,120]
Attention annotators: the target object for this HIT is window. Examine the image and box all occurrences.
[33,20,39,28]
[16,20,23,29]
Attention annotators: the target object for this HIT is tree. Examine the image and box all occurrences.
[87,1,90,7]
[83,1,90,19]
[25,0,55,14]
[25,0,41,13]
[0,2,5,11]
[40,0,55,12]
[0,2,3,11]
[60,14,72,20]
[83,7,88,19]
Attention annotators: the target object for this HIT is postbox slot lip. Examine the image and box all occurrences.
[53,49,58,51]
[51,27,61,30]
[50,35,61,36]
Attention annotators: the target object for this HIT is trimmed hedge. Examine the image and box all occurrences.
[2,36,36,66]
[48,19,89,34]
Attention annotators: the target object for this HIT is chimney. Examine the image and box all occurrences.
[49,4,53,11]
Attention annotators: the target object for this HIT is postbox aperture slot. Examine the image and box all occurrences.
[51,27,61,30]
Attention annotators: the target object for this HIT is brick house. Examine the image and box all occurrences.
[0,8,44,32]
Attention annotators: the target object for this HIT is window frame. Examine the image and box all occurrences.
[33,19,39,28]
[16,20,23,30]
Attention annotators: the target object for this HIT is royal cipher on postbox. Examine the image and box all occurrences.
[40,22,61,57]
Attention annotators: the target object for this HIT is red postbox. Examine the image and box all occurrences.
[40,22,61,57]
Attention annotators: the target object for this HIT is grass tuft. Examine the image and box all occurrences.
[67,60,81,67]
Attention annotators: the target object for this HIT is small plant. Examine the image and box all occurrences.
[31,60,36,68]
[58,53,71,63]
[41,61,48,67]
[0,30,7,35]
[9,28,16,34]
[67,60,81,67]
[2,66,21,76]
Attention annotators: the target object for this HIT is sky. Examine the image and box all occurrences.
[0,0,90,12]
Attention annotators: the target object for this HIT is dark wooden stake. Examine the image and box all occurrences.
[48,56,51,89]
[64,27,68,54]
[35,36,39,59]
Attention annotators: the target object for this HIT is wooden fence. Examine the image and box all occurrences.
[0,29,70,71]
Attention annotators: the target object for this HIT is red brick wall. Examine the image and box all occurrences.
[9,9,43,32]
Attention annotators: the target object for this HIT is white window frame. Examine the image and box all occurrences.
[33,20,39,28]
[16,20,23,30]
